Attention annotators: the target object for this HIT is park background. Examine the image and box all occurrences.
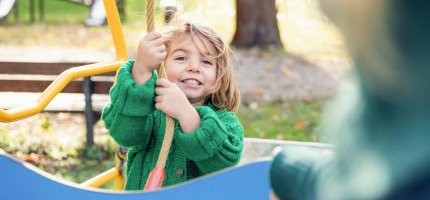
[0,0,350,187]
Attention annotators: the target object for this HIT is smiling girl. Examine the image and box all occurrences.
[102,20,243,190]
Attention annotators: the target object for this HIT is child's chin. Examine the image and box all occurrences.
[186,94,202,100]
[186,94,205,102]
[184,90,202,97]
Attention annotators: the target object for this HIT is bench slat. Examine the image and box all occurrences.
[0,80,113,94]
[0,61,116,76]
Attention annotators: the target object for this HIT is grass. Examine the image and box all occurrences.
[6,0,88,24]
[240,100,324,142]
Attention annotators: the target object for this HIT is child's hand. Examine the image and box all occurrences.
[133,32,167,84]
[136,32,167,71]
[155,78,201,133]
[155,78,191,119]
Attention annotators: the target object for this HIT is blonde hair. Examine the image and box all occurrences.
[160,20,241,112]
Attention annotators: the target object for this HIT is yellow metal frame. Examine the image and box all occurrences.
[81,166,122,188]
[0,0,127,190]
[0,0,127,123]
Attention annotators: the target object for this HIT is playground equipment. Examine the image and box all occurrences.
[0,0,332,199]
[1,138,331,199]
[1,148,271,199]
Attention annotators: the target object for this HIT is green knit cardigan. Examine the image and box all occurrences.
[102,60,243,190]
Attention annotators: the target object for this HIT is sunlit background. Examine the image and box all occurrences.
[0,0,349,63]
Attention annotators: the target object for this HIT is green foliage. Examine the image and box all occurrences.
[83,143,110,161]
[238,100,324,142]
[0,113,117,185]
[40,116,52,132]
[5,0,87,24]
[0,127,9,149]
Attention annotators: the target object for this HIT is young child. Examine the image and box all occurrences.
[102,20,243,190]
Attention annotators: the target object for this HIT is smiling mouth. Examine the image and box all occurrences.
[181,79,202,85]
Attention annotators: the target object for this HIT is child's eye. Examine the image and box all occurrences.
[175,56,186,61]
[202,60,213,65]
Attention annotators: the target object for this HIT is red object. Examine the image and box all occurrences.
[144,166,165,191]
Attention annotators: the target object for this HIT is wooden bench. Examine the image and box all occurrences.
[0,61,115,145]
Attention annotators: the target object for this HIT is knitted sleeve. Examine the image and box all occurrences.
[101,60,157,149]
[174,106,244,174]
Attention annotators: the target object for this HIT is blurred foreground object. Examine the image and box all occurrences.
[270,1,430,199]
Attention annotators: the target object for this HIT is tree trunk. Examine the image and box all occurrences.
[232,0,283,49]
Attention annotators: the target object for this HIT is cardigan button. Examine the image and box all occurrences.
[176,168,184,177]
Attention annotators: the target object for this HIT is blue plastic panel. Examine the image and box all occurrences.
[0,150,270,200]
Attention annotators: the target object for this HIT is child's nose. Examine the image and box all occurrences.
[186,63,200,72]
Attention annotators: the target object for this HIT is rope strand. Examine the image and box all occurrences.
[146,0,155,33]
[146,0,174,170]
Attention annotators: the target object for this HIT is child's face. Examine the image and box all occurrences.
[164,34,217,106]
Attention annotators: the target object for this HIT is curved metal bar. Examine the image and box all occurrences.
[0,61,123,122]
[80,167,120,188]
[0,0,127,122]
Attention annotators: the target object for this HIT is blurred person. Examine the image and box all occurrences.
[270,0,430,199]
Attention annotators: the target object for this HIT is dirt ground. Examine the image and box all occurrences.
[234,50,350,103]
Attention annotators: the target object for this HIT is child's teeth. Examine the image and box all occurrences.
[185,79,199,85]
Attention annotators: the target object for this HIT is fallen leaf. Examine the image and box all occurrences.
[295,119,305,129]
[25,153,40,163]
[265,63,274,69]
[282,68,289,77]
[246,87,265,95]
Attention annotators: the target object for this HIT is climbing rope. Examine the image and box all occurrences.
[144,0,176,191]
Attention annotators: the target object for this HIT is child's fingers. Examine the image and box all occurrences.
[155,102,163,110]
[154,44,167,53]
[144,32,162,41]
[155,84,172,95]
[156,78,171,87]
[154,95,163,103]
[155,51,167,60]
[155,87,166,95]
[152,37,166,46]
